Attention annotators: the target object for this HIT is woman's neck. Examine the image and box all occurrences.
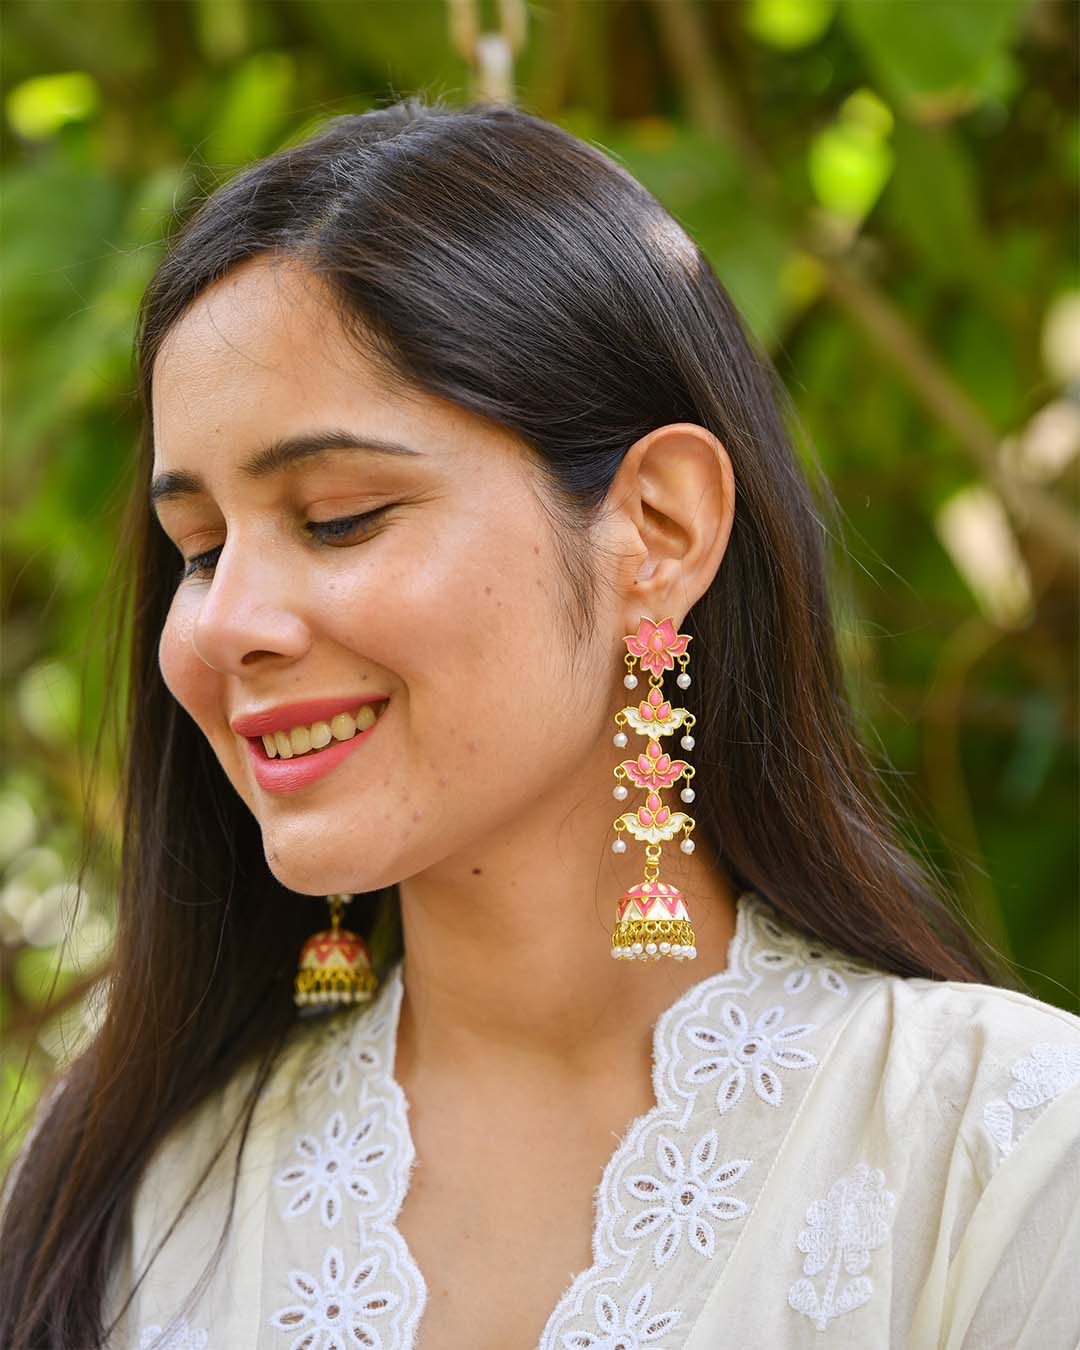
[393,745,740,1088]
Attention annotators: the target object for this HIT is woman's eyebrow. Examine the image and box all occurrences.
[149,428,424,515]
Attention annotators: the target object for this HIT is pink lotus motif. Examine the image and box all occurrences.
[625,617,692,677]
[639,686,673,723]
[621,739,689,790]
[637,791,671,829]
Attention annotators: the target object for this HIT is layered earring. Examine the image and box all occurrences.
[294,892,378,1011]
[610,617,698,962]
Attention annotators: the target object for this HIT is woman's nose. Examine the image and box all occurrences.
[190,536,309,670]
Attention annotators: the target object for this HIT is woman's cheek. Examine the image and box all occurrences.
[157,609,206,717]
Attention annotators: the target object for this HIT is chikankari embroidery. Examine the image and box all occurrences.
[787,1162,896,1333]
[982,1040,1080,1164]
[275,1106,392,1229]
[683,1002,817,1112]
[750,912,878,998]
[267,980,427,1348]
[293,1001,388,1102]
[623,1129,751,1266]
[560,1282,681,1348]
[269,1238,406,1350]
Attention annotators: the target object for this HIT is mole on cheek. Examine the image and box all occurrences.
[472,867,482,875]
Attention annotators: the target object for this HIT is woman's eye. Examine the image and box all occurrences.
[177,507,392,581]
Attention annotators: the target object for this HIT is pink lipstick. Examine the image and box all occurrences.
[244,701,387,793]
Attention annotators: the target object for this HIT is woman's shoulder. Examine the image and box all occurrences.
[861,963,1080,1105]
[876,962,1080,1061]
[879,969,1080,1174]
[732,897,1080,1344]
[869,975,1080,1344]
[747,891,1080,1071]
[742,893,1080,1169]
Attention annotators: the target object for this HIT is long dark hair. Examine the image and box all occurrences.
[0,94,1015,1348]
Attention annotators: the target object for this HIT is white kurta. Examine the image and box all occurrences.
[77,890,1080,1346]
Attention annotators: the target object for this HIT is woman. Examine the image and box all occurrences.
[2,95,1078,1350]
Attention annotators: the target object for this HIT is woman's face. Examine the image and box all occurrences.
[152,255,622,897]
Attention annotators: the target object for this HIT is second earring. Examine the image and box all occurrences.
[609,616,698,962]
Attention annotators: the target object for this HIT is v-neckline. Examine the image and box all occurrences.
[361,886,760,1348]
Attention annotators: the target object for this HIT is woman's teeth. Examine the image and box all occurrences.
[259,702,385,759]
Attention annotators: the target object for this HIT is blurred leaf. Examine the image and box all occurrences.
[16,661,80,746]
[0,792,37,867]
[6,70,101,140]
[746,0,838,50]
[204,50,297,165]
[296,0,461,91]
[193,0,251,63]
[809,126,893,218]
[841,0,1032,121]
[882,118,995,293]
[13,945,79,1006]
[940,304,1021,429]
[0,1059,46,1174]
[1,149,122,334]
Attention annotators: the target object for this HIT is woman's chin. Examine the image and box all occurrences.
[264,855,394,898]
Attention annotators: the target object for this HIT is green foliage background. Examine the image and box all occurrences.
[2,0,1077,1167]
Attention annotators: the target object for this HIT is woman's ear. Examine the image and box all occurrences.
[605,422,735,630]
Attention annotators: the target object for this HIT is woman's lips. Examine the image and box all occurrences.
[245,702,387,793]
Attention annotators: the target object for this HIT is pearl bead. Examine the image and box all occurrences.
[680,787,695,803]
[677,672,691,689]
[624,673,638,689]
[645,942,657,954]
[687,946,697,959]
[612,838,627,853]
[631,942,643,954]
[612,784,628,800]
[670,944,682,956]
[613,732,628,748]
[680,734,695,750]
[680,837,695,854]
[659,941,671,953]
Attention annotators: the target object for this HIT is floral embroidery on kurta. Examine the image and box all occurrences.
[982,1040,1080,1163]
[622,1129,751,1266]
[559,1282,681,1348]
[269,1240,403,1350]
[787,1162,896,1333]
[275,1107,392,1228]
[683,1001,818,1111]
